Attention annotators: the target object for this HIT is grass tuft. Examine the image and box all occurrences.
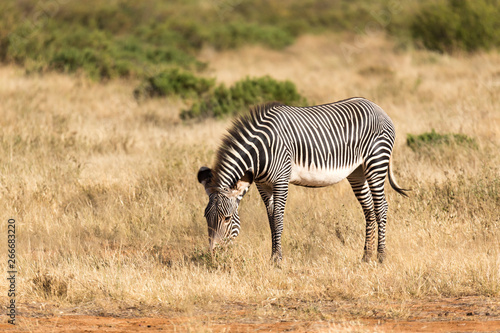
[32,272,71,299]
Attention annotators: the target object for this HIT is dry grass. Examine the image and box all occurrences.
[0,34,499,320]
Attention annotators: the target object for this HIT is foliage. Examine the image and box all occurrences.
[6,19,203,79]
[0,1,298,80]
[411,0,500,52]
[406,129,478,151]
[208,22,294,50]
[133,71,308,120]
[2,0,500,80]
[181,76,308,119]
[134,69,215,99]
[0,0,402,80]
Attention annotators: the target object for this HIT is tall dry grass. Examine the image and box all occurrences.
[0,34,499,319]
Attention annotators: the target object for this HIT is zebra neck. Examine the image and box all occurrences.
[215,150,256,189]
[214,139,260,189]
[214,104,278,189]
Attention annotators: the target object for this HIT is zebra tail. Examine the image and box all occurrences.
[388,158,410,198]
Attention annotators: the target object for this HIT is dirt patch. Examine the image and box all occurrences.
[1,297,499,332]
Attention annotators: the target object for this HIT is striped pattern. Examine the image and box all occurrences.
[203,191,242,251]
[198,97,408,263]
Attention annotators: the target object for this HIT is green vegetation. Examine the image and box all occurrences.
[4,0,374,80]
[206,22,295,51]
[181,76,308,119]
[3,1,207,79]
[134,69,215,99]
[406,129,478,151]
[134,71,307,119]
[411,0,500,53]
[0,0,468,82]
[1,0,499,82]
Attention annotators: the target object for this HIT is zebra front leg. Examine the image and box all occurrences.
[257,183,281,264]
[270,181,289,264]
[258,182,288,264]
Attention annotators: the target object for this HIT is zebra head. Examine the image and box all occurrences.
[197,166,253,252]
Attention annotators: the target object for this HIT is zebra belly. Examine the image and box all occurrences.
[289,161,361,187]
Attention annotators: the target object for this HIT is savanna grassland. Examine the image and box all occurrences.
[1,1,500,332]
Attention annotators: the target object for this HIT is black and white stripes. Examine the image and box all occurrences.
[198,97,408,263]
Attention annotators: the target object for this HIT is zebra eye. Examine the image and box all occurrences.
[223,216,231,224]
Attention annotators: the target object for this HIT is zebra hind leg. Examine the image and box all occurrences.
[347,166,377,262]
[366,164,390,264]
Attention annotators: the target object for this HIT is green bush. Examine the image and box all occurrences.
[209,22,294,50]
[181,76,308,119]
[134,69,215,99]
[406,129,478,151]
[0,0,404,80]
[17,0,500,79]
[228,0,375,33]
[411,0,500,53]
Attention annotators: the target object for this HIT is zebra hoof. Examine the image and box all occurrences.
[270,254,282,268]
[377,252,386,264]
[362,251,373,263]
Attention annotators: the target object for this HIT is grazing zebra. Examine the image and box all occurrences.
[198,97,408,263]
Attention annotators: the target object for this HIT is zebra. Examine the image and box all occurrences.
[197,97,408,263]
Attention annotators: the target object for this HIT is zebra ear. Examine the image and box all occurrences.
[197,167,213,188]
[232,169,253,199]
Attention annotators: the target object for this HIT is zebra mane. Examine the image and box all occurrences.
[214,101,283,187]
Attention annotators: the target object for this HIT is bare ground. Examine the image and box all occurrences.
[2,297,499,332]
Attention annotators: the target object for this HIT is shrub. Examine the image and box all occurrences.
[411,0,500,53]
[1,0,399,80]
[406,129,478,151]
[209,22,295,50]
[134,69,215,99]
[181,76,308,119]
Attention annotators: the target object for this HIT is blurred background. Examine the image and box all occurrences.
[2,0,500,119]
